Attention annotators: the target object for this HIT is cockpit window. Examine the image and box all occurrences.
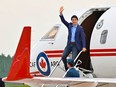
[41,26,59,40]
[100,30,108,44]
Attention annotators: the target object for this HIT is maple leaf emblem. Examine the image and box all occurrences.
[39,58,46,68]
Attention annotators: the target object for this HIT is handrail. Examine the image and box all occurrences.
[41,59,62,87]
[55,50,83,87]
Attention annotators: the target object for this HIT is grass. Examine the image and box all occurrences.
[6,85,30,87]
[5,83,30,87]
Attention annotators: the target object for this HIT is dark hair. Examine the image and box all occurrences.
[68,62,74,67]
[71,15,78,20]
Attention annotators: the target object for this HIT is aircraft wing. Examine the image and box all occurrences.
[3,77,116,87]
[31,77,116,84]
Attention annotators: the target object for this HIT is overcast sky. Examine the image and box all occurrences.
[0,0,116,56]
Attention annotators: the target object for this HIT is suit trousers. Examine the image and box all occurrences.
[62,43,79,71]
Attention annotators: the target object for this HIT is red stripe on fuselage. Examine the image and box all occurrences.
[44,48,116,58]
[47,54,62,58]
[45,50,63,54]
[90,48,116,52]
[44,50,63,58]
[90,53,116,56]
[30,71,44,77]
[90,48,116,56]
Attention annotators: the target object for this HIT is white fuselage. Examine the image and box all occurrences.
[90,7,116,78]
[30,7,116,78]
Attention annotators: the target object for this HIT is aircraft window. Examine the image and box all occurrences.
[41,26,59,40]
[100,30,108,44]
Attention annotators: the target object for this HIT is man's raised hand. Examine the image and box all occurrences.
[59,6,64,15]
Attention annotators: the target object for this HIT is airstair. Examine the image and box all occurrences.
[41,50,95,87]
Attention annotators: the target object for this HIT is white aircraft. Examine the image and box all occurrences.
[3,6,116,87]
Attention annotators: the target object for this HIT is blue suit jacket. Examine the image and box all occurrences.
[59,15,86,51]
[65,67,80,77]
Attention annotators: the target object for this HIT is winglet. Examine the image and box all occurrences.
[6,26,33,81]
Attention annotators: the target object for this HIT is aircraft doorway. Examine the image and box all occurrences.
[77,8,109,71]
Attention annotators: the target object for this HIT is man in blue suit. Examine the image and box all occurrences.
[59,6,86,71]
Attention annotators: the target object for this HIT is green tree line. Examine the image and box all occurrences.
[0,54,12,78]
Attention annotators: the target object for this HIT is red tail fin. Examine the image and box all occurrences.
[6,26,33,81]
